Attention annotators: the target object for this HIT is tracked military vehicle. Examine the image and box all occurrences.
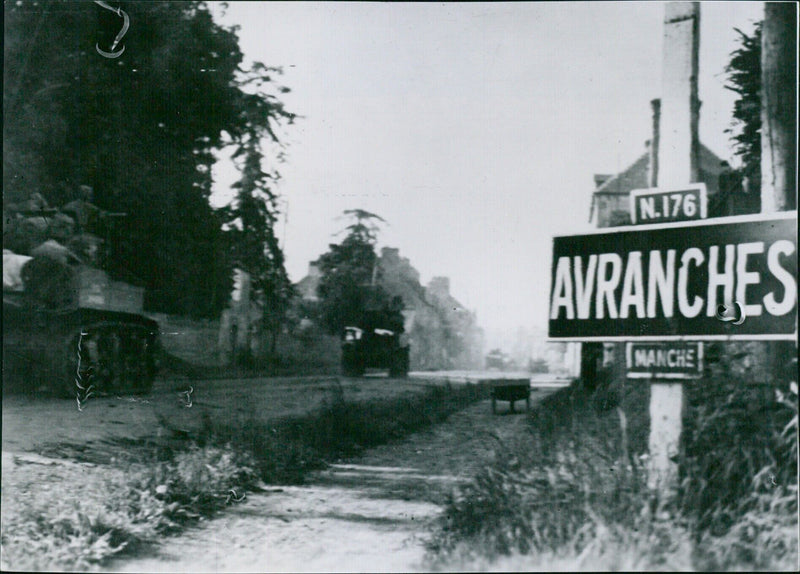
[3,197,159,398]
[341,326,410,378]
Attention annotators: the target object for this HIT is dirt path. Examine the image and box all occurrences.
[107,392,552,573]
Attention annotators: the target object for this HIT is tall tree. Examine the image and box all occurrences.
[226,124,294,355]
[724,21,762,193]
[3,1,293,318]
[316,210,404,336]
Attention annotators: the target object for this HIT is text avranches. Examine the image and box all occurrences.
[550,240,796,321]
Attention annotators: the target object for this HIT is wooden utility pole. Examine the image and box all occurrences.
[761,3,797,213]
[648,2,700,493]
[761,3,798,384]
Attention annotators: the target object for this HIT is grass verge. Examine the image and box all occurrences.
[425,374,798,571]
[196,380,489,483]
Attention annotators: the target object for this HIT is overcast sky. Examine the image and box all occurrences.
[208,1,764,347]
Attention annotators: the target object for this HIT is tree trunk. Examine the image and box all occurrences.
[761,3,797,212]
[270,328,278,357]
[761,4,798,385]
[580,342,602,391]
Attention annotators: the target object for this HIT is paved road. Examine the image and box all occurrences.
[410,370,574,389]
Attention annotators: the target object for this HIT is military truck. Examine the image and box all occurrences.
[3,198,159,398]
[341,326,410,377]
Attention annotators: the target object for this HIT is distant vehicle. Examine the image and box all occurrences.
[527,357,550,374]
[485,348,511,371]
[341,326,410,377]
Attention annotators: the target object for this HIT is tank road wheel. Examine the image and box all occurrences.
[96,327,155,396]
[124,328,155,395]
[389,348,410,378]
[389,356,399,377]
[93,328,121,394]
[341,347,364,377]
[57,326,156,399]
[343,360,365,377]
[65,327,121,396]
[389,353,408,378]
[116,332,141,393]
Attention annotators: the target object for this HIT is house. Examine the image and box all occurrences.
[296,260,322,302]
[218,268,263,364]
[589,98,759,228]
[377,248,484,370]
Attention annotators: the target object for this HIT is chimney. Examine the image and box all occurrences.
[428,277,450,298]
[593,174,613,189]
[649,98,661,187]
[381,247,400,262]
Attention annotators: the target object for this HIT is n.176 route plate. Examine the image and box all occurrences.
[630,184,707,224]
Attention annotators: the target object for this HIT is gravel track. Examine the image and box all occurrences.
[107,391,555,573]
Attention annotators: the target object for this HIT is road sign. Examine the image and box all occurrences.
[630,184,707,224]
[626,341,703,379]
[548,211,797,341]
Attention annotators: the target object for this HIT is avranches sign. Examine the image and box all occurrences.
[548,212,797,341]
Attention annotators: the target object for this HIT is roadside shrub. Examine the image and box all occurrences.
[2,485,143,572]
[426,371,799,571]
[426,386,653,565]
[120,445,260,526]
[679,370,798,570]
[680,376,797,524]
[449,515,694,572]
[693,478,798,571]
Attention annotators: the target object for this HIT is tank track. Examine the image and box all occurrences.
[63,321,158,399]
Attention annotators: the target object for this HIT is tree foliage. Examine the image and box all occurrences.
[338,209,387,244]
[3,1,293,318]
[724,21,762,189]
[225,128,294,351]
[316,211,404,336]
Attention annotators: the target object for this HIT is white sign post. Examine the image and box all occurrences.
[649,1,701,495]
